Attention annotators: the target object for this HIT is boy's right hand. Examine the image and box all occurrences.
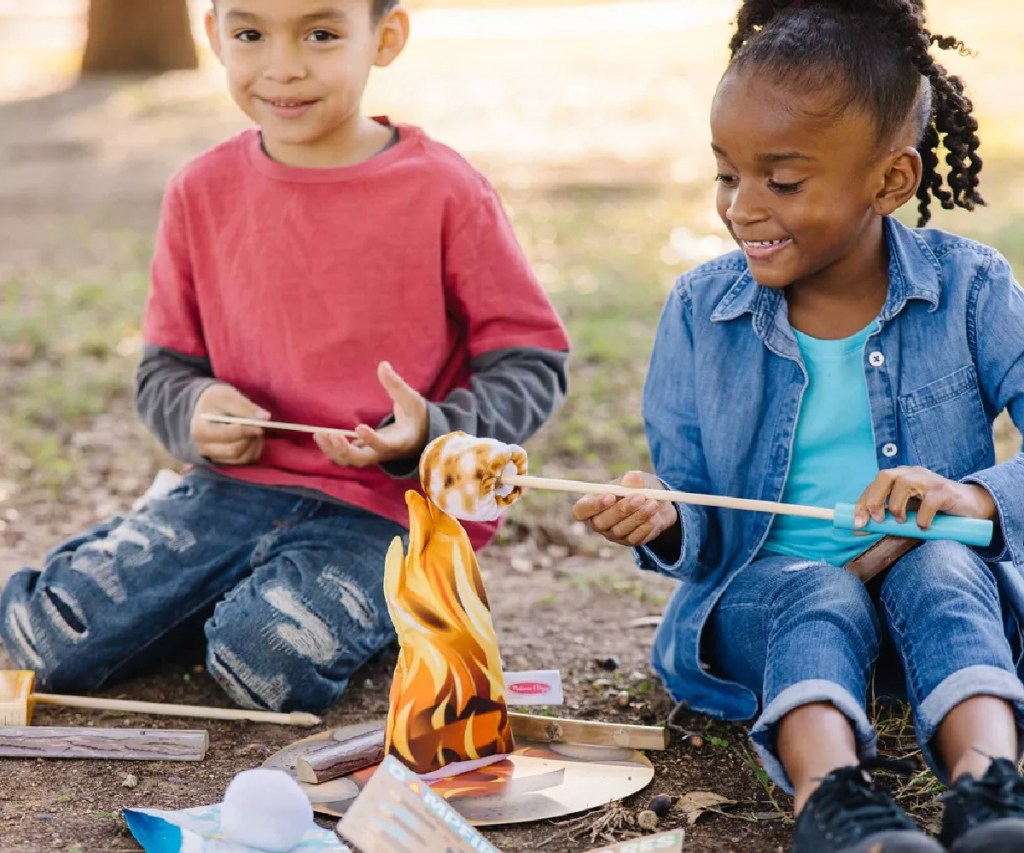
[190,383,270,465]
[572,471,680,547]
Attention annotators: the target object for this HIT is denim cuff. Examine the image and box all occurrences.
[962,455,1024,566]
[749,679,877,794]
[633,503,705,579]
[914,664,1024,783]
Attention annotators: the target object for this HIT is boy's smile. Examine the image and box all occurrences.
[206,0,408,169]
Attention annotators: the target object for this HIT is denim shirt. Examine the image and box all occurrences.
[635,216,1024,721]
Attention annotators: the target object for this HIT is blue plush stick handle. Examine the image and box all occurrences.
[832,503,993,547]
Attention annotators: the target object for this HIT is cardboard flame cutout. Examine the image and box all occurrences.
[384,491,515,778]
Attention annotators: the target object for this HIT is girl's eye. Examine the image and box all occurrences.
[768,180,804,194]
[234,29,262,43]
[715,174,738,188]
[308,29,339,42]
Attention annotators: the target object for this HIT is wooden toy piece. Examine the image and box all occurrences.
[508,713,669,751]
[296,727,387,784]
[200,413,358,438]
[0,670,320,727]
[0,726,208,761]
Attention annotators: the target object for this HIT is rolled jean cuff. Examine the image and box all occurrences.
[916,664,1024,782]
[750,679,876,794]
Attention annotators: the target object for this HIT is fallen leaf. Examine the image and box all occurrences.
[673,790,735,825]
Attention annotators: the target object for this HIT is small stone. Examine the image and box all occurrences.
[616,690,631,708]
[637,810,659,831]
[362,679,374,690]
[649,794,675,817]
[592,678,612,690]
[686,734,704,748]
[122,774,138,789]
[168,775,183,783]
[596,656,620,671]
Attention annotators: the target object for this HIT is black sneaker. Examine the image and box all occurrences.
[792,764,943,852]
[939,757,1024,852]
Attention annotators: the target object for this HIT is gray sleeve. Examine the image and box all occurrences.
[380,346,569,479]
[134,344,220,466]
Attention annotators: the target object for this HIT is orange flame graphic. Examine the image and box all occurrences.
[384,491,515,777]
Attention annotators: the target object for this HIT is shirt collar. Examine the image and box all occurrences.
[710,216,942,324]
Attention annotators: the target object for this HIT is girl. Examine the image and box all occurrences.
[574,2,1024,851]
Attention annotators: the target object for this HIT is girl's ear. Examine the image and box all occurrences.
[874,146,923,217]
[205,9,224,64]
[375,6,410,68]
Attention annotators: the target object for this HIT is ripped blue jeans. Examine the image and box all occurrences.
[0,472,403,712]
[707,542,1024,792]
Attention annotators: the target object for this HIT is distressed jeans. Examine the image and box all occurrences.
[707,542,1024,792]
[0,472,404,712]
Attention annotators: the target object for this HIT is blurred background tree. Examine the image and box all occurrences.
[82,0,197,74]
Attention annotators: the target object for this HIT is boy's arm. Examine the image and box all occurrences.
[134,344,218,466]
[378,345,568,478]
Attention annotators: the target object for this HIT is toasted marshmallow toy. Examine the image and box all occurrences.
[419,432,528,521]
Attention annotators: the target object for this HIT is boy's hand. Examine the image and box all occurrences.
[853,466,997,530]
[572,471,680,547]
[315,362,428,468]
[190,383,270,465]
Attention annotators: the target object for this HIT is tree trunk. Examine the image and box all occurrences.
[82,0,199,75]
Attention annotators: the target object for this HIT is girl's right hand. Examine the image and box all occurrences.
[572,471,680,547]
[190,383,269,465]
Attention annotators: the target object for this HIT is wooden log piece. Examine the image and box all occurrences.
[0,727,209,761]
[296,727,386,784]
[508,713,670,751]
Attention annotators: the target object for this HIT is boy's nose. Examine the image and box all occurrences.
[263,44,308,83]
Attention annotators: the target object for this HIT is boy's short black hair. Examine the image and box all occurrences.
[372,0,399,21]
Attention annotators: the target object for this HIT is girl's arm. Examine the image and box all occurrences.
[635,283,714,578]
[962,252,1024,566]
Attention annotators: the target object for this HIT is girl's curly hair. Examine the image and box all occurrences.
[728,0,983,226]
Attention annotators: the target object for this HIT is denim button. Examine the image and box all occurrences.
[868,351,885,367]
[882,442,898,458]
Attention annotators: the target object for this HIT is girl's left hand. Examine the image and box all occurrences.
[853,466,997,530]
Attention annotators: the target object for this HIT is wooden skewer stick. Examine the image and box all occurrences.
[200,414,358,439]
[503,474,833,520]
[0,726,209,761]
[31,693,321,727]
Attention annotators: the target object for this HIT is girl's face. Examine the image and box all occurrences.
[710,70,891,291]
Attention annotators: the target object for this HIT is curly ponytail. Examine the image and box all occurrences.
[727,0,984,226]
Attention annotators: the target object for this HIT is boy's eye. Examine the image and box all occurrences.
[768,180,804,194]
[715,174,738,188]
[307,29,340,42]
[234,29,262,43]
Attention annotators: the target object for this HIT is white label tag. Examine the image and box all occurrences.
[502,670,563,705]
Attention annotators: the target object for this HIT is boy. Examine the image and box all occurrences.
[0,0,569,713]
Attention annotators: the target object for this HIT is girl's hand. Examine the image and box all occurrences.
[315,361,428,468]
[572,471,680,547]
[853,466,997,530]
[190,383,268,465]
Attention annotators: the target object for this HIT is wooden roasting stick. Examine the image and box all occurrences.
[30,693,320,727]
[299,716,668,785]
[0,726,208,761]
[200,414,358,439]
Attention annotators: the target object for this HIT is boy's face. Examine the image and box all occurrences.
[710,71,902,292]
[206,0,407,165]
